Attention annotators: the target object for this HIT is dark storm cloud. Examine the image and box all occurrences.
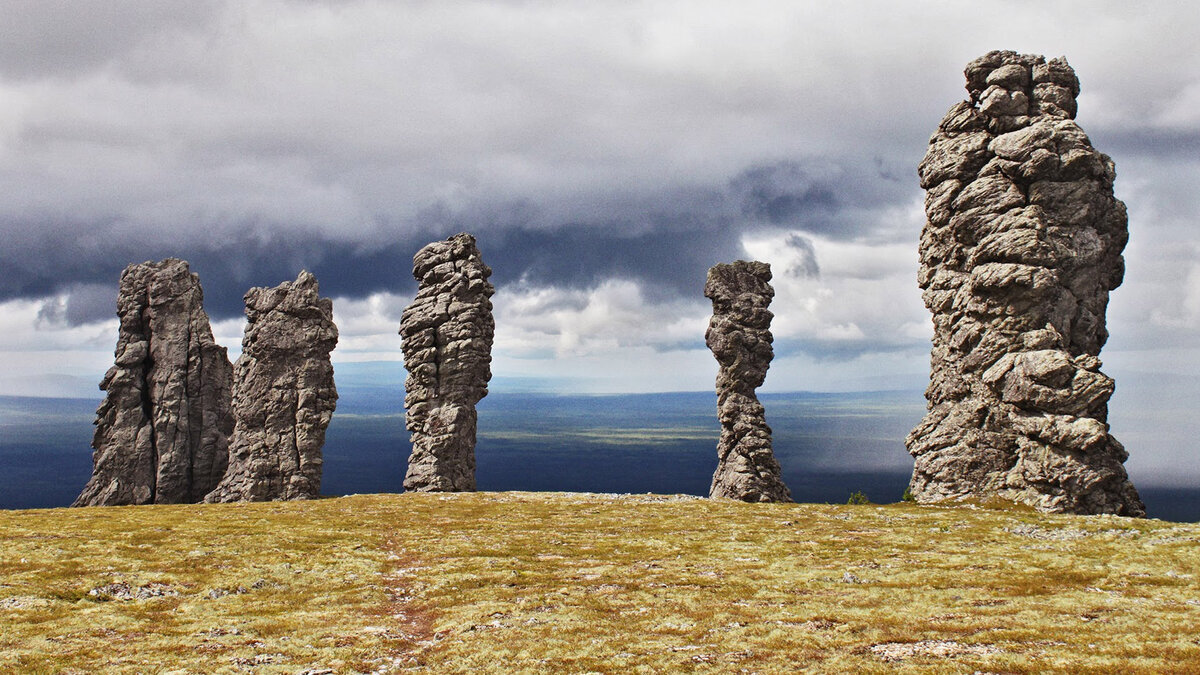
[0,157,912,323]
[34,283,116,327]
[730,162,839,225]
[782,234,820,279]
[4,230,424,322]
[729,160,911,239]
[1088,127,1200,162]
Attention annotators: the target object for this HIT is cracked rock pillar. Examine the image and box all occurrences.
[74,259,233,506]
[205,271,338,502]
[706,261,792,503]
[400,233,495,492]
[907,50,1144,516]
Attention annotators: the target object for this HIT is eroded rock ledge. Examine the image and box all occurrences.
[907,50,1144,516]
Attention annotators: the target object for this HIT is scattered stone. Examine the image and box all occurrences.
[704,261,792,503]
[74,259,233,506]
[197,627,243,637]
[207,586,249,600]
[205,271,338,502]
[907,50,1144,516]
[400,233,495,492]
[0,596,51,610]
[230,654,282,666]
[870,640,1002,662]
[1007,523,1137,541]
[88,581,180,601]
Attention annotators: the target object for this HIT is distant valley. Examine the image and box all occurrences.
[2,386,1196,521]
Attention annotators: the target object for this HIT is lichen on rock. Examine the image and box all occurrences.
[74,258,233,507]
[204,270,338,502]
[400,233,495,492]
[907,50,1144,516]
[705,261,792,503]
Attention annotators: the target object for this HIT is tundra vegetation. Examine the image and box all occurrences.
[3,492,1199,673]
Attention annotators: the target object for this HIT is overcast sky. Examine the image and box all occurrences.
[2,1,1198,481]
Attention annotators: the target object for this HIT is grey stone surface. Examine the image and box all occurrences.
[400,233,495,492]
[74,259,232,506]
[705,261,792,503]
[204,271,338,502]
[907,50,1144,516]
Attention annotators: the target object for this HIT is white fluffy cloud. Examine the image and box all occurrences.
[493,279,707,357]
[741,226,929,352]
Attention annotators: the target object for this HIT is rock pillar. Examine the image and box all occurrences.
[400,233,495,492]
[907,50,1144,515]
[205,271,338,502]
[74,259,232,506]
[706,261,792,503]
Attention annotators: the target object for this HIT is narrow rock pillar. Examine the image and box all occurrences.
[400,233,495,492]
[706,261,792,503]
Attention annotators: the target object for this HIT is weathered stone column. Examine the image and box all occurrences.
[400,233,495,492]
[907,50,1144,515]
[706,261,792,503]
[205,271,338,502]
[74,258,233,506]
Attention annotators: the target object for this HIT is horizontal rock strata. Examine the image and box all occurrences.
[74,259,232,506]
[706,261,792,503]
[205,271,338,502]
[907,50,1144,516]
[400,233,495,492]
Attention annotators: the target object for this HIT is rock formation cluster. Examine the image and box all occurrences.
[400,233,495,492]
[74,259,233,506]
[205,271,338,502]
[705,261,792,503]
[907,50,1144,516]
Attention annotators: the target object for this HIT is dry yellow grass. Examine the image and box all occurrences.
[2,492,1198,673]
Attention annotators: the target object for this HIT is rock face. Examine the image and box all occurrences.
[400,233,495,492]
[205,271,338,502]
[705,261,792,503]
[74,259,233,506]
[907,50,1144,516]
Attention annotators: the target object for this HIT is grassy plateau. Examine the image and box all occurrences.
[2,492,1199,673]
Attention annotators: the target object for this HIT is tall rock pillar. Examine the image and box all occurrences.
[400,233,495,492]
[205,271,338,502]
[706,261,792,503]
[74,259,233,506]
[907,50,1144,515]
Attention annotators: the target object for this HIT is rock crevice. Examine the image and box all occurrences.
[74,259,233,507]
[705,261,792,503]
[400,233,495,493]
[908,50,1143,516]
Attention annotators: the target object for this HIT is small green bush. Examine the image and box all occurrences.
[846,490,871,505]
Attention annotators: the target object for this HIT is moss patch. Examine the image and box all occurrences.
[2,493,1198,673]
